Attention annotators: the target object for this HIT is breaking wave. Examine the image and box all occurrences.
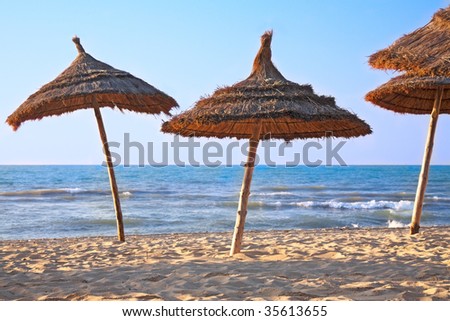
[387,220,408,228]
[0,188,88,197]
[293,200,413,211]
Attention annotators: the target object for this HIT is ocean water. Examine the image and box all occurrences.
[0,165,449,240]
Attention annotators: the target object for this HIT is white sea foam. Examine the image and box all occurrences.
[295,201,315,207]
[294,200,413,211]
[388,220,407,228]
[431,195,450,201]
[121,191,133,197]
[62,188,85,194]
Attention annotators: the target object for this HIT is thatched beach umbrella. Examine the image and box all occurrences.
[366,74,450,114]
[368,6,450,77]
[366,6,450,235]
[6,36,178,241]
[366,75,448,234]
[162,31,372,255]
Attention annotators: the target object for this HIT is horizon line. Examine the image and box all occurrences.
[0,163,449,167]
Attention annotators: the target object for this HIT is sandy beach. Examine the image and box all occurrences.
[0,227,449,301]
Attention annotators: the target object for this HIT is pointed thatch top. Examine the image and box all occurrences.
[368,5,450,76]
[6,36,178,130]
[365,74,450,114]
[162,30,371,140]
[244,30,287,83]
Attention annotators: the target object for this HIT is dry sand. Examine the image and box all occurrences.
[0,227,449,301]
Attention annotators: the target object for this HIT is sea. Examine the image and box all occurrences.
[0,165,449,240]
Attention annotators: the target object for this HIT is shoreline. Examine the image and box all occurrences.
[1,226,449,301]
[2,224,450,242]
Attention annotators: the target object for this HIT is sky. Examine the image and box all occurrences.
[0,0,449,165]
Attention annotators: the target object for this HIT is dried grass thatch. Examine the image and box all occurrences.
[162,31,372,140]
[365,74,450,114]
[368,5,450,76]
[6,37,178,130]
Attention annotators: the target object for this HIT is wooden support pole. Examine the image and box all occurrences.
[410,87,443,235]
[93,102,125,242]
[230,121,263,256]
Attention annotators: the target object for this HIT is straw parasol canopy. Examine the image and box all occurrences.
[6,36,178,241]
[366,74,450,114]
[7,37,177,130]
[162,32,370,140]
[366,6,450,235]
[163,30,371,255]
[368,5,450,77]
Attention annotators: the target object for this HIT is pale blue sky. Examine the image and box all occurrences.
[0,0,449,165]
